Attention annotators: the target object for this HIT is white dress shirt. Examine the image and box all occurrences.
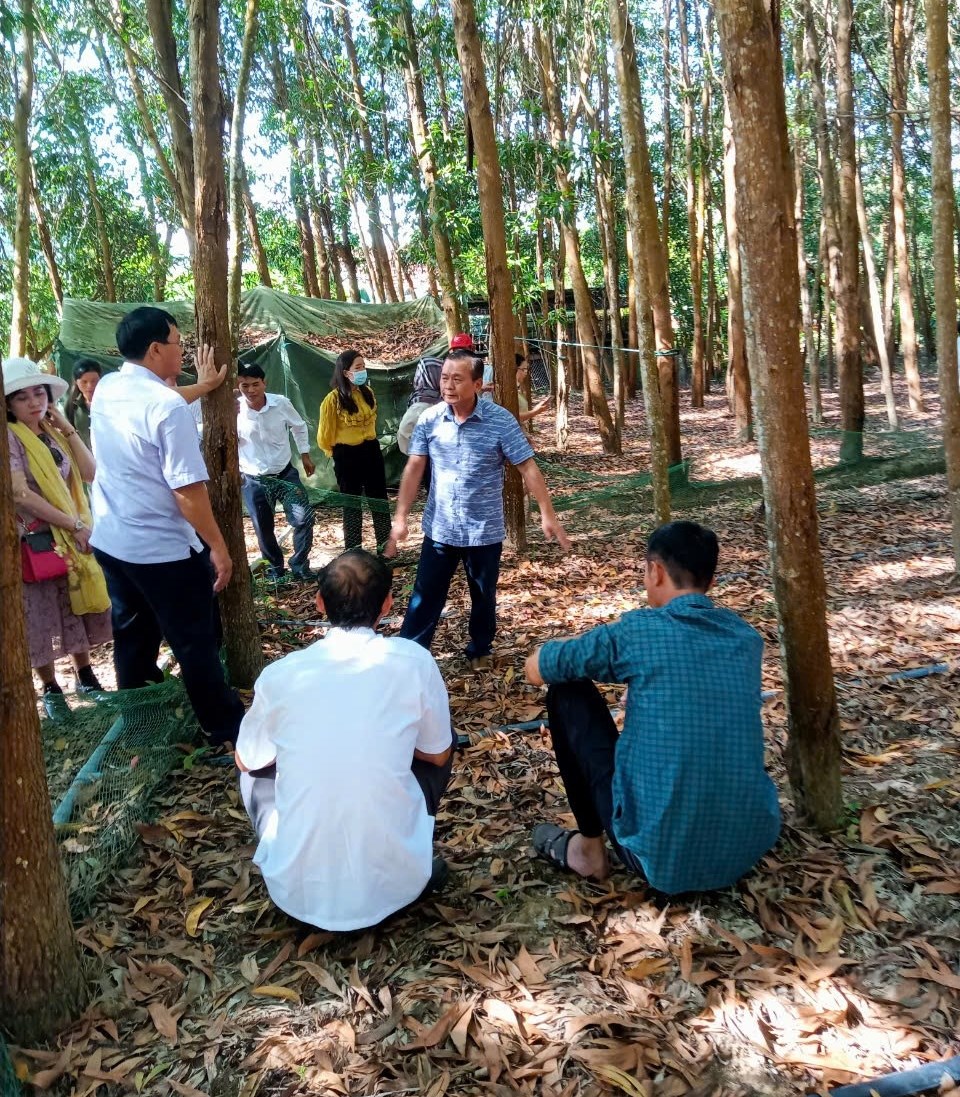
[235,627,452,931]
[237,393,310,476]
[90,363,209,563]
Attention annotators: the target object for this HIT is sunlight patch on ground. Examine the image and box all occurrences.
[695,451,763,481]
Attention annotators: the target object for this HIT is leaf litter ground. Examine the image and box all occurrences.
[16,372,960,1097]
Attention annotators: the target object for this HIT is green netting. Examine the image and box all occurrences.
[47,679,200,919]
[0,1040,20,1097]
[52,287,449,488]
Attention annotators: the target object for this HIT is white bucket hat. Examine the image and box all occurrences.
[2,357,68,401]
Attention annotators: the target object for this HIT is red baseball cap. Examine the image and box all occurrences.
[449,332,474,350]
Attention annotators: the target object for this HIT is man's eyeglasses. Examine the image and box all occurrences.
[159,337,183,348]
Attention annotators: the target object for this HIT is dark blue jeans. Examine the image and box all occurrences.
[400,539,502,658]
[241,464,314,574]
[93,546,245,745]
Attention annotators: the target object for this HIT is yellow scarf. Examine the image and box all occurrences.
[10,421,110,616]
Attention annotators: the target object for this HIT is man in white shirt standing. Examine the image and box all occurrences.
[90,306,245,746]
[235,549,455,931]
[236,364,316,581]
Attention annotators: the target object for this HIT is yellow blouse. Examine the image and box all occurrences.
[317,389,378,457]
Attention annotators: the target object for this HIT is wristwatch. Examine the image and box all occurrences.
[73,518,85,532]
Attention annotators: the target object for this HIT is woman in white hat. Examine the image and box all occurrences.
[4,356,112,720]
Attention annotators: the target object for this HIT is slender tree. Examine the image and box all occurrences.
[451,0,525,548]
[0,375,85,1041]
[190,0,263,688]
[228,0,260,348]
[715,0,843,829]
[924,0,960,571]
[9,0,34,356]
[608,0,671,521]
[722,99,751,440]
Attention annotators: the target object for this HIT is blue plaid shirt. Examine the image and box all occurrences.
[538,594,781,894]
[410,398,534,547]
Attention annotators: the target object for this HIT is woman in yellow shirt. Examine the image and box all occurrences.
[317,349,393,553]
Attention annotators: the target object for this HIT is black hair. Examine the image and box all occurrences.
[6,383,54,423]
[331,349,375,415]
[515,353,527,368]
[317,549,392,628]
[443,348,484,382]
[646,521,719,590]
[237,363,266,381]
[65,358,103,425]
[116,306,179,362]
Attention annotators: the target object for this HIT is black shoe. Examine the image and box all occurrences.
[420,857,449,898]
[75,668,105,695]
[290,567,318,582]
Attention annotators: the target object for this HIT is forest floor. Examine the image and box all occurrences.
[16,369,960,1097]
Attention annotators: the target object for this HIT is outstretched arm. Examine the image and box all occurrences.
[516,457,571,550]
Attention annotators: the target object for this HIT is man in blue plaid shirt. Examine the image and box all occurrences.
[524,521,780,895]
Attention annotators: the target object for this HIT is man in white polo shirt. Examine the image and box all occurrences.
[235,549,454,931]
[90,306,245,745]
[236,364,316,581]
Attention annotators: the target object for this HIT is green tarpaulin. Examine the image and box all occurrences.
[53,286,448,487]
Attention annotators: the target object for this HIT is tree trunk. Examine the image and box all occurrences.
[625,26,682,465]
[0,373,85,1042]
[835,0,864,463]
[336,0,398,302]
[912,231,935,358]
[534,26,618,456]
[554,233,570,451]
[855,166,899,428]
[398,0,466,335]
[924,0,960,571]
[661,0,673,261]
[9,0,34,357]
[79,132,117,302]
[679,0,705,408]
[723,100,751,441]
[228,0,259,349]
[241,169,272,287]
[30,163,63,310]
[794,138,825,426]
[890,0,924,411]
[451,0,526,550]
[716,0,843,831]
[145,0,197,245]
[609,0,672,521]
[190,0,263,689]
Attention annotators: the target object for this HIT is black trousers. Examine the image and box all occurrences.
[332,439,392,551]
[93,546,245,745]
[545,680,643,871]
[241,463,314,574]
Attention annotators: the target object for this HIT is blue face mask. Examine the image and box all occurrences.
[351,369,368,386]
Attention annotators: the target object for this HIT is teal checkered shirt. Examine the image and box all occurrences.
[538,593,781,894]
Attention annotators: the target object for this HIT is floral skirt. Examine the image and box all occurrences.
[21,573,112,669]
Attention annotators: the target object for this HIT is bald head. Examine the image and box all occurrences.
[317,549,393,628]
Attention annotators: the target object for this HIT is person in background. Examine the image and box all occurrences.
[64,358,103,447]
[514,354,551,424]
[235,549,454,931]
[89,306,242,746]
[236,363,316,581]
[388,349,570,671]
[317,349,393,555]
[4,356,111,720]
[524,521,781,894]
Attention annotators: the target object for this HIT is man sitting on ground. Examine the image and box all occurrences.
[235,549,455,931]
[524,521,780,895]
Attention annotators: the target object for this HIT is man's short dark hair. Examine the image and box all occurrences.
[515,353,526,368]
[444,348,484,381]
[317,549,392,628]
[116,307,179,362]
[238,364,266,381]
[646,521,719,590]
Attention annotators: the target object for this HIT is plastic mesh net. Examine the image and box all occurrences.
[47,679,200,919]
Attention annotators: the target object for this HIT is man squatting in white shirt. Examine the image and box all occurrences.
[236,364,317,582]
[235,549,455,931]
